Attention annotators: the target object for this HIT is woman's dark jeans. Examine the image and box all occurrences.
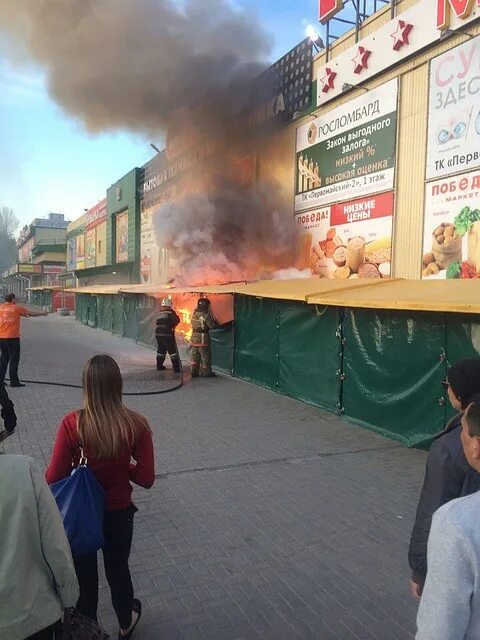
[73,504,137,630]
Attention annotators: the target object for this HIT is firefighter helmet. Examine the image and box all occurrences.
[161,297,172,307]
[197,297,210,311]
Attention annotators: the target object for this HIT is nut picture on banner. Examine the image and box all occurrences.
[296,192,394,279]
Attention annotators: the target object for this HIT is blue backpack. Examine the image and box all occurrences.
[50,449,105,556]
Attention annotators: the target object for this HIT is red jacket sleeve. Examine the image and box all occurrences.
[130,426,155,488]
[46,415,77,484]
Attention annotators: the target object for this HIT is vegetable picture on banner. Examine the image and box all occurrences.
[116,211,129,263]
[422,170,480,279]
[426,36,480,180]
[295,79,398,212]
[295,192,394,279]
[85,228,96,268]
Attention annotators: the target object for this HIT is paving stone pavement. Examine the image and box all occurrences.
[3,314,428,639]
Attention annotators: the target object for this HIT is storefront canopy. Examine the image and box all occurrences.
[227,277,398,301]
[68,278,480,313]
[306,279,480,314]
[119,282,252,296]
[121,278,400,301]
[64,284,131,295]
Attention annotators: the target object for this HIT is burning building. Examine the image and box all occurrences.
[139,39,315,289]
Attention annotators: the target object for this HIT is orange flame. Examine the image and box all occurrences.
[177,307,193,342]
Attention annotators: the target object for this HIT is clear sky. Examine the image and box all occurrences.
[0,1,320,228]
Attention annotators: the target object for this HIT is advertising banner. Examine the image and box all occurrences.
[86,199,107,229]
[43,266,65,274]
[422,170,480,279]
[295,79,398,211]
[426,36,480,180]
[18,263,42,274]
[295,191,394,279]
[67,237,76,271]
[76,234,85,270]
[116,211,129,263]
[85,228,96,268]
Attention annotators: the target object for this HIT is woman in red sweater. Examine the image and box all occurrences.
[46,354,155,640]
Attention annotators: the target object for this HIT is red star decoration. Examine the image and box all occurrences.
[352,46,371,74]
[391,20,413,51]
[320,67,337,93]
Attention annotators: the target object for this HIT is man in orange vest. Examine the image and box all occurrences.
[0,293,47,388]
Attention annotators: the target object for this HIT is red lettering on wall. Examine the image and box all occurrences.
[436,0,477,30]
[319,0,344,23]
[330,192,395,226]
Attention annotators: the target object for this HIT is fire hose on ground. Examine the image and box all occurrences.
[4,362,185,396]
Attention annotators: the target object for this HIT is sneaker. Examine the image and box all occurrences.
[10,382,25,388]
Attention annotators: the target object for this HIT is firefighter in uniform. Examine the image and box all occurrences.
[190,297,219,377]
[155,298,181,372]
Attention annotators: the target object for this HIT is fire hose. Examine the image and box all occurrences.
[5,362,185,396]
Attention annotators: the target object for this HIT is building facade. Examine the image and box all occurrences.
[2,213,69,298]
[295,0,480,280]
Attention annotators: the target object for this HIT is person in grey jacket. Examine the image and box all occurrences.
[408,358,480,597]
[0,453,79,640]
[416,398,480,640]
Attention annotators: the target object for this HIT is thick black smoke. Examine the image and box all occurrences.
[0,0,270,133]
[153,179,296,285]
[0,0,303,285]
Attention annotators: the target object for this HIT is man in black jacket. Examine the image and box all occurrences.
[409,358,480,597]
[0,383,17,438]
[155,298,181,373]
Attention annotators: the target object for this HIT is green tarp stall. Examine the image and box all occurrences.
[233,295,341,412]
[68,278,480,449]
[30,289,54,307]
[444,313,480,423]
[341,309,448,448]
[123,294,138,341]
[136,295,158,348]
[113,295,125,337]
[234,295,278,391]
[75,294,90,325]
[96,294,114,333]
[446,313,480,363]
[30,290,44,307]
[86,295,97,328]
[211,321,235,374]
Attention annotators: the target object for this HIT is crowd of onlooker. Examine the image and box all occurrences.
[0,355,154,640]
[1,355,480,639]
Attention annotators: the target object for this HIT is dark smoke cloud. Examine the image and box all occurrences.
[153,179,296,286]
[0,0,271,133]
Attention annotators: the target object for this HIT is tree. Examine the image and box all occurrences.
[0,207,19,272]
